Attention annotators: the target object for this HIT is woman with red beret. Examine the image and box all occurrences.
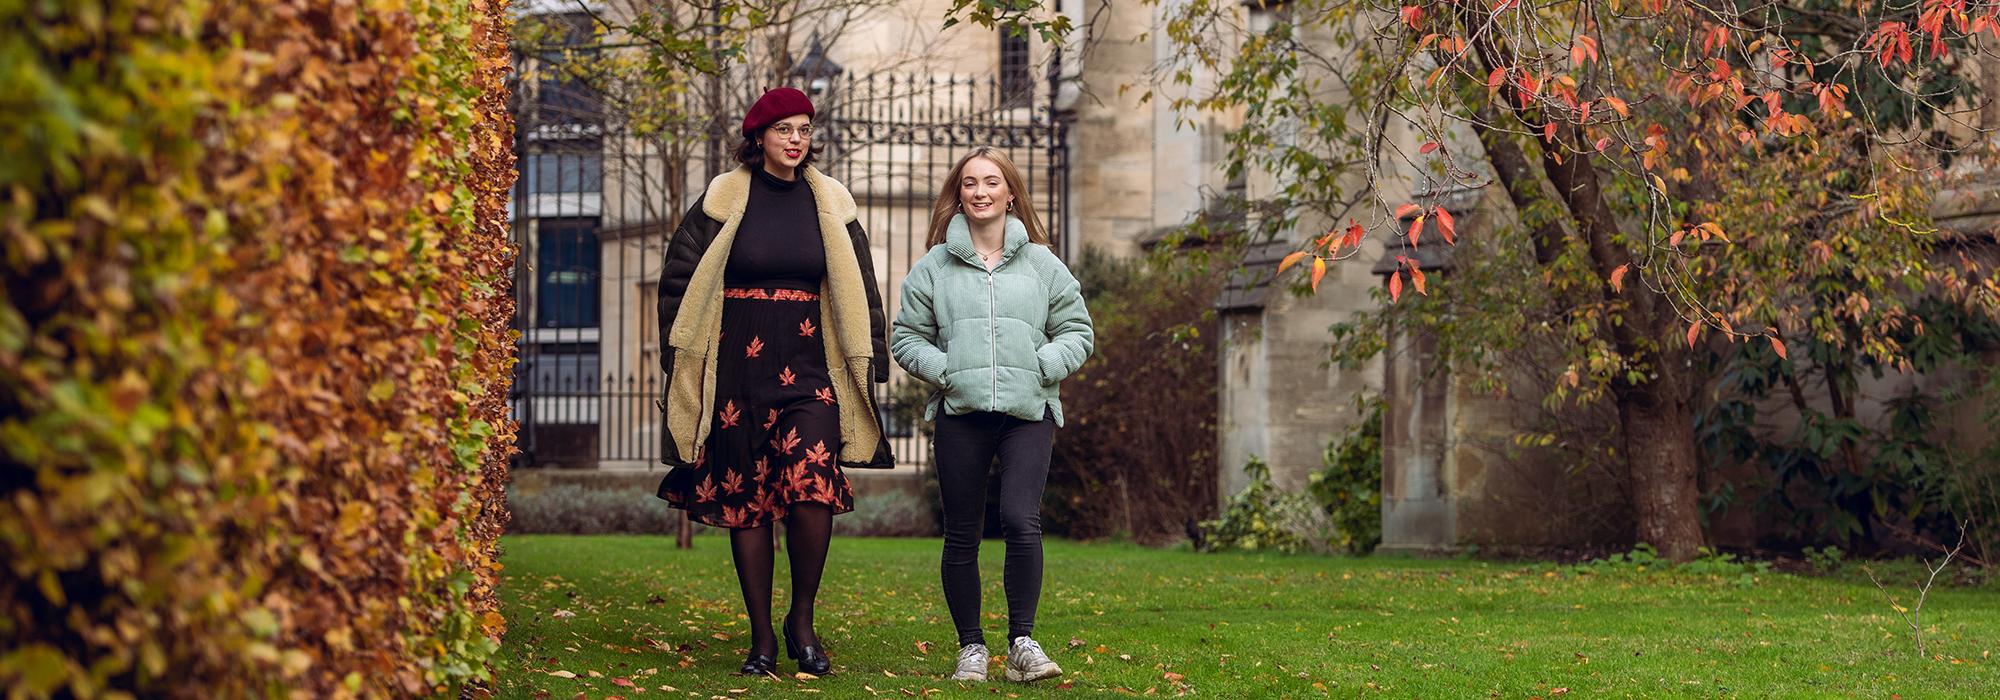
[655,87,893,676]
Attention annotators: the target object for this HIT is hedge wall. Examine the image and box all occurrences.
[1,0,517,696]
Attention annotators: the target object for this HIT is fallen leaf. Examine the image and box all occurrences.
[916,640,933,655]
[795,672,820,680]
[1163,671,1185,682]
[552,609,577,619]
[1069,638,1086,649]
[546,670,577,679]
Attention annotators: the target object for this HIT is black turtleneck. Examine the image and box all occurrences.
[725,167,826,291]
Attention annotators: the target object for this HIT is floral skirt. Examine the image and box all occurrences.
[661,286,854,528]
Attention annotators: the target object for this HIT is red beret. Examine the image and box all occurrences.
[742,87,816,136]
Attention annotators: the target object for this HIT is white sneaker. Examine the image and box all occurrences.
[950,643,989,681]
[1004,637,1062,682]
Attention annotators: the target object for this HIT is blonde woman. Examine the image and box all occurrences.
[891,147,1094,683]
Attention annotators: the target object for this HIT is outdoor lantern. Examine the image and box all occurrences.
[790,35,843,96]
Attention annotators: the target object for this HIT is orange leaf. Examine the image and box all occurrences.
[1278,250,1308,275]
[1686,320,1701,349]
[1436,208,1456,245]
[1310,257,1328,292]
[1409,266,1428,296]
[1407,215,1425,247]
[1609,264,1629,293]
[1389,270,1403,303]
[1420,141,1440,154]
[1594,137,1612,152]
[1395,203,1423,218]
[1542,122,1556,142]
[1769,335,1788,360]
[1487,67,1507,99]
[1603,95,1630,118]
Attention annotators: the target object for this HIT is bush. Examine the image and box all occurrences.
[835,489,942,538]
[1307,398,1384,554]
[0,1,516,696]
[1198,456,1332,554]
[1045,244,1229,542]
[508,484,689,535]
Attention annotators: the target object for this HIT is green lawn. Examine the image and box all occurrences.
[495,535,1999,698]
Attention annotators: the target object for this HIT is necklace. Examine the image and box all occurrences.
[975,244,1002,259]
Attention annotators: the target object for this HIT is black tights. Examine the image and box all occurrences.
[729,502,833,657]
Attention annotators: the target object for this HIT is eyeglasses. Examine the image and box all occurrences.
[770,124,814,138]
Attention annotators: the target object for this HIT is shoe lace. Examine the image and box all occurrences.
[1014,638,1043,658]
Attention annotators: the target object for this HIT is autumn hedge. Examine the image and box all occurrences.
[1,0,516,696]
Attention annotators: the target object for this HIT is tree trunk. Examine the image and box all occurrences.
[1458,12,1707,560]
[1617,381,1705,560]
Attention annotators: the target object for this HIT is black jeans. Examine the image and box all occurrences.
[934,409,1055,648]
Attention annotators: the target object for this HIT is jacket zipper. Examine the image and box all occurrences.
[986,265,997,412]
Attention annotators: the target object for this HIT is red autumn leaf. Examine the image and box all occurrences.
[1486,67,1507,99]
[1394,203,1422,218]
[1278,250,1308,275]
[1388,271,1403,303]
[1341,222,1366,250]
[1435,208,1456,245]
[1542,121,1557,142]
[1769,335,1788,360]
[1310,257,1328,292]
[1609,264,1629,293]
[1686,320,1702,349]
[1407,215,1425,247]
[1400,5,1422,30]
[1408,264,1428,296]
[1571,35,1599,66]
[1419,141,1440,154]
[1595,137,1613,152]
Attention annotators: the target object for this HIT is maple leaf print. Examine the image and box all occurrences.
[798,318,816,337]
[778,366,797,386]
[722,470,745,495]
[814,387,836,405]
[770,426,801,455]
[786,457,811,487]
[752,456,771,482]
[744,335,764,358]
[695,478,718,503]
[803,440,832,468]
[722,506,746,528]
[718,400,741,429]
[763,408,779,431]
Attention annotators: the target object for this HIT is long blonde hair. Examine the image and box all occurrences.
[924,146,1052,249]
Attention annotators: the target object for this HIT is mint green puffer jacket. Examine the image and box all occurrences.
[891,214,1095,425]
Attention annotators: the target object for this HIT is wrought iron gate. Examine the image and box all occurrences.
[509,53,1070,470]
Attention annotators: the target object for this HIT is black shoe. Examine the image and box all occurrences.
[784,614,831,675]
[738,652,778,676]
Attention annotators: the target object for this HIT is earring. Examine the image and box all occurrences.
[1006,201,1015,213]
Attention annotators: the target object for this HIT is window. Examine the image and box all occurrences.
[999,25,1032,108]
[524,152,603,195]
[536,218,600,329]
[534,12,602,128]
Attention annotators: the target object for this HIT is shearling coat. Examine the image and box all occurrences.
[656,166,893,469]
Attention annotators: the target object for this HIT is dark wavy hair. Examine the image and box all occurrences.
[734,125,824,170]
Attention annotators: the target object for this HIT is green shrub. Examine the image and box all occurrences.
[1307,398,1384,554]
[508,484,689,535]
[1198,456,1330,554]
[835,490,941,538]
